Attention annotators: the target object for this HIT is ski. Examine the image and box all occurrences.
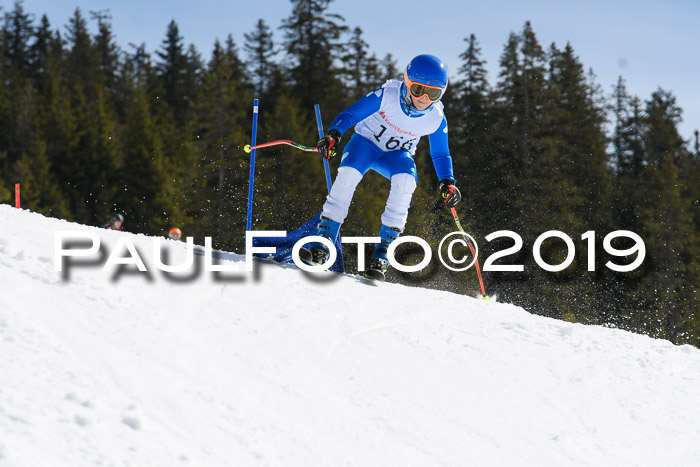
[363,268,385,282]
[298,246,330,267]
[298,246,314,265]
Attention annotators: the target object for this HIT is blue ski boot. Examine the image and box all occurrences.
[365,224,402,282]
[299,216,341,266]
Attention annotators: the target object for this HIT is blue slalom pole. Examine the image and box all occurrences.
[314,104,332,194]
[313,104,344,272]
[246,99,260,233]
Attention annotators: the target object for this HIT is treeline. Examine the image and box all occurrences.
[0,0,698,345]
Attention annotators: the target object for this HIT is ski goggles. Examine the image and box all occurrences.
[404,71,446,102]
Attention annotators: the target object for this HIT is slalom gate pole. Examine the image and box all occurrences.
[449,206,488,300]
[312,104,345,272]
[244,140,317,154]
[246,99,260,234]
[313,105,332,194]
[15,183,20,209]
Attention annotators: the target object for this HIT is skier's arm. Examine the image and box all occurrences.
[316,88,383,159]
[428,115,454,182]
[430,116,462,207]
[328,88,384,135]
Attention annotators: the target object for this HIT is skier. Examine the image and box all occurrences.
[104,213,124,231]
[302,54,461,281]
[168,227,182,241]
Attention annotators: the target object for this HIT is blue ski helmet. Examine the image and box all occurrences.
[404,54,448,102]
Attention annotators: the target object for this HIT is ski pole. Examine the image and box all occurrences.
[448,206,488,300]
[314,105,333,194]
[244,140,317,154]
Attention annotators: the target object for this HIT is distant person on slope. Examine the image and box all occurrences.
[104,213,124,231]
[168,227,182,241]
[301,54,461,281]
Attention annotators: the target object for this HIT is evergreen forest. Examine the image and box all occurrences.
[1,1,698,346]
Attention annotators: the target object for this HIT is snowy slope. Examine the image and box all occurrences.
[1,204,699,467]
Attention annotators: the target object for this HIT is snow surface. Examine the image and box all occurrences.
[1,204,699,467]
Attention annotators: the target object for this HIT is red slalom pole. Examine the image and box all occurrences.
[243,139,317,154]
[15,183,20,209]
[449,206,488,299]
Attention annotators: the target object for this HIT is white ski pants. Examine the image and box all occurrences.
[321,166,417,230]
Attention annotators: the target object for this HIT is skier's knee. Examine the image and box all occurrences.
[381,174,416,230]
[390,173,417,195]
[336,166,363,188]
[321,167,364,223]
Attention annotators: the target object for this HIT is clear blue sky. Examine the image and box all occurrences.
[18,0,700,141]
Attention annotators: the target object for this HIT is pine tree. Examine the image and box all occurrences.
[28,14,52,88]
[36,25,77,219]
[605,77,647,327]
[155,20,189,124]
[55,7,120,224]
[538,43,612,323]
[4,12,69,218]
[190,39,251,248]
[184,43,202,105]
[491,31,524,231]
[449,33,493,233]
[546,43,611,231]
[118,42,157,114]
[380,53,399,81]
[90,9,119,94]
[153,22,202,233]
[1,1,36,170]
[690,130,700,234]
[224,35,245,84]
[636,89,699,344]
[517,21,547,234]
[13,136,70,217]
[490,24,612,322]
[280,0,348,116]
[364,53,382,90]
[610,78,645,231]
[342,27,370,101]
[115,81,170,234]
[3,0,34,81]
[64,8,100,94]
[244,19,278,97]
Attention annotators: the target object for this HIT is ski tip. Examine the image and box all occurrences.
[363,270,386,282]
[244,144,251,153]
[357,274,381,285]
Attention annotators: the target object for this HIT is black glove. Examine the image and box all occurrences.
[439,179,462,208]
[317,129,341,160]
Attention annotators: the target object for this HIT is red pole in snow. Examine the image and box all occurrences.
[15,183,20,209]
[449,206,488,300]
